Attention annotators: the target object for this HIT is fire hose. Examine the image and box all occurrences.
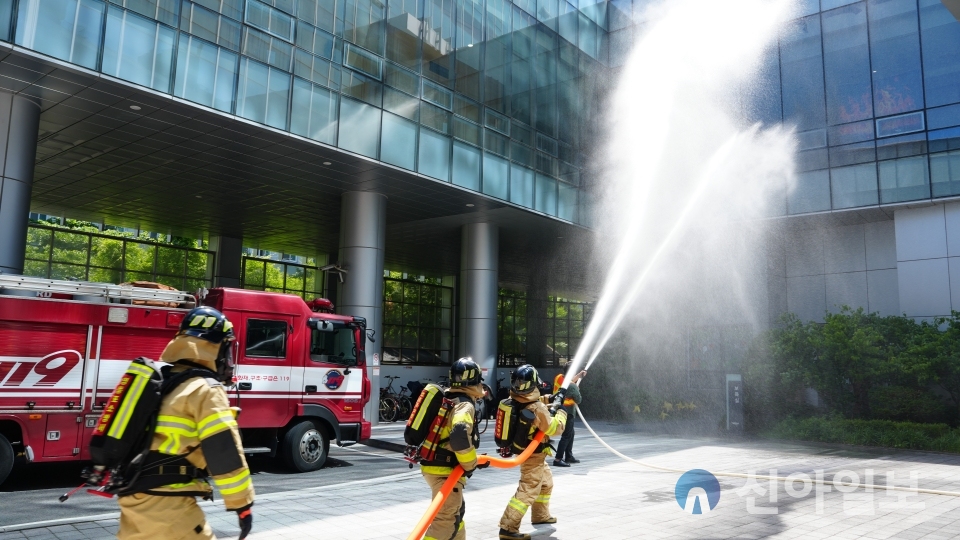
[405,431,547,540]
[575,405,960,497]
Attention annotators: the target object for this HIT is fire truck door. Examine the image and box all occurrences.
[235,315,294,427]
[303,326,363,413]
[0,322,88,411]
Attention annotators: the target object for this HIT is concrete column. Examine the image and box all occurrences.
[338,191,387,424]
[458,222,499,386]
[209,236,243,288]
[0,94,40,275]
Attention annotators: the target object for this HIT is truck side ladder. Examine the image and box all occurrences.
[0,273,197,305]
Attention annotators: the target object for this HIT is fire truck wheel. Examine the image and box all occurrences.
[282,421,329,472]
[0,434,13,486]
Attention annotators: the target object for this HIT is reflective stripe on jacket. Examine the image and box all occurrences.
[148,369,255,510]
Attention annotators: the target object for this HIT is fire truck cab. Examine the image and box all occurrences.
[0,274,373,485]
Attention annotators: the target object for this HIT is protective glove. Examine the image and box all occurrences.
[476,454,491,469]
[462,467,475,479]
[235,505,253,540]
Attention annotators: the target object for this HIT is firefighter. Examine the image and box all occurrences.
[421,357,487,540]
[117,306,255,540]
[552,370,586,467]
[498,365,568,540]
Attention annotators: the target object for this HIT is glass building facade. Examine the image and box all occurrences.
[0,0,614,224]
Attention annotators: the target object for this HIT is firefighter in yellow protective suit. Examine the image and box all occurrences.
[420,357,486,540]
[117,306,255,540]
[498,365,567,540]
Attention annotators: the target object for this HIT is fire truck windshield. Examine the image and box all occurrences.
[309,327,357,365]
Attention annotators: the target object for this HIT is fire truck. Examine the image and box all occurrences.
[0,274,373,486]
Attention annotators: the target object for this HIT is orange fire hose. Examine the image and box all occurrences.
[405,431,547,540]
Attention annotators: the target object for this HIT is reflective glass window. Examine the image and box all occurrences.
[483,0,510,112]
[744,44,781,124]
[296,21,335,58]
[828,120,874,146]
[341,69,382,105]
[236,57,291,129]
[245,0,294,39]
[511,141,533,166]
[385,62,420,95]
[343,0,385,54]
[384,87,419,119]
[822,0,857,9]
[454,95,480,121]
[557,182,576,221]
[423,78,453,109]
[796,0,820,16]
[484,129,509,156]
[931,150,960,197]
[879,155,930,202]
[453,117,481,145]
[535,173,557,215]
[293,48,341,88]
[928,126,960,153]
[511,9,534,125]
[829,140,876,167]
[920,0,960,107]
[102,8,176,92]
[789,170,832,214]
[535,27,558,136]
[174,34,238,112]
[868,0,922,116]
[485,108,510,134]
[421,0,455,87]
[558,1,576,44]
[181,2,241,50]
[510,163,534,207]
[456,0,484,101]
[0,0,13,40]
[578,12,599,59]
[194,0,241,19]
[338,98,381,158]
[876,131,926,159]
[385,0,422,70]
[262,0,294,15]
[512,120,533,146]
[421,101,451,132]
[15,0,104,69]
[780,15,826,130]
[381,112,417,170]
[830,162,879,208]
[419,127,451,180]
[822,3,873,125]
[608,0,630,31]
[536,0,557,30]
[483,152,509,199]
[928,104,960,130]
[453,141,481,190]
[291,77,338,144]
[109,0,177,25]
[343,42,383,79]
[243,26,293,69]
[297,0,337,34]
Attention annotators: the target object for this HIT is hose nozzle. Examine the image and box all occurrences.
[549,388,566,414]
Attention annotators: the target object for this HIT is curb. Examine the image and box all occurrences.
[360,438,406,453]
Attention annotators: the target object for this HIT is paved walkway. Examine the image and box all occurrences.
[5,420,960,539]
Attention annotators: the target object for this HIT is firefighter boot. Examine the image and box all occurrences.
[499,529,531,540]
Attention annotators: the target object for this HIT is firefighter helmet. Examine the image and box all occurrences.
[178,306,235,344]
[511,364,540,395]
[450,357,482,388]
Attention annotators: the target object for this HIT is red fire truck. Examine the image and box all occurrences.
[0,274,373,486]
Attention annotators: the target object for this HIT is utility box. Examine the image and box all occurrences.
[726,374,743,432]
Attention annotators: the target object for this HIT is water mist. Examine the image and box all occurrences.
[563,0,798,386]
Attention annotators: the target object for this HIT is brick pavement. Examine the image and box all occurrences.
[5,422,960,539]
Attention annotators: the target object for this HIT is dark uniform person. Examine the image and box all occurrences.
[420,357,486,540]
[117,307,255,540]
[552,370,586,467]
[498,365,567,540]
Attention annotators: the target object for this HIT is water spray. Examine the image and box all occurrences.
[575,406,960,498]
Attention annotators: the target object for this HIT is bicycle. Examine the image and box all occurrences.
[383,375,412,420]
[379,386,398,422]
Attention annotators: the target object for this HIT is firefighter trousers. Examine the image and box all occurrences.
[117,493,215,540]
[422,472,467,540]
[498,452,554,533]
